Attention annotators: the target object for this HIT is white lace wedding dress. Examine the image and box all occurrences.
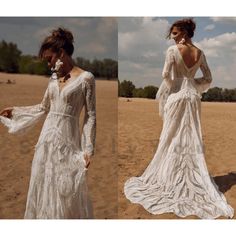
[124,45,234,219]
[0,71,96,219]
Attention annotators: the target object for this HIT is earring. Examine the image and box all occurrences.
[179,37,186,44]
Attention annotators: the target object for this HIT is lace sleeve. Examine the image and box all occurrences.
[161,47,175,88]
[0,85,50,134]
[194,52,212,93]
[81,73,96,157]
[156,47,174,118]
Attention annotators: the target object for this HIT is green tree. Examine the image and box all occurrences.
[143,85,158,99]
[202,87,223,101]
[19,55,49,75]
[102,58,118,79]
[0,40,21,73]
[75,57,91,71]
[75,57,118,79]
[132,88,145,98]
[119,80,135,97]
[222,88,236,102]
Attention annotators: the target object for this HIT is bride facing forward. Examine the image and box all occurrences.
[124,18,234,219]
[0,27,96,219]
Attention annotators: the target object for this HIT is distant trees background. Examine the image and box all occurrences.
[75,57,117,79]
[1,40,236,102]
[118,80,135,97]
[118,80,158,99]
[0,40,21,73]
[0,40,117,79]
[119,80,236,102]
[201,87,236,102]
[18,55,50,75]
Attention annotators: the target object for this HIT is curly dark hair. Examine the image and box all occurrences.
[167,18,196,39]
[38,27,74,58]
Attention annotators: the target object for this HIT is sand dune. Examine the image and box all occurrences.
[0,72,117,219]
[118,97,236,219]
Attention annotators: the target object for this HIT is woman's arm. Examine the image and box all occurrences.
[161,47,175,88]
[0,86,50,134]
[81,73,96,162]
[156,47,175,118]
[194,52,212,93]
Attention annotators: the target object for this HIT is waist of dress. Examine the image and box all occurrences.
[48,111,76,119]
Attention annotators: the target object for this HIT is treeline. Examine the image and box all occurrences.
[202,87,236,102]
[119,80,236,102]
[118,80,158,99]
[0,40,117,79]
[75,57,117,79]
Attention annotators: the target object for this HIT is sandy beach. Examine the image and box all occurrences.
[118,97,236,219]
[0,72,117,219]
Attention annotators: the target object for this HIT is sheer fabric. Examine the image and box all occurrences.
[0,71,96,219]
[124,45,234,219]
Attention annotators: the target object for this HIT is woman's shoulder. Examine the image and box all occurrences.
[164,45,176,60]
[192,46,206,62]
[191,45,203,56]
[80,70,95,89]
[72,67,95,81]
[84,71,95,78]
[165,45,176,56]
[81,71,95,82]
[167,45,176,50]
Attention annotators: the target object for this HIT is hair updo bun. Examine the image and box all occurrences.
[51,27,74,45]
[167,18,196,39]
[182,18,196,36]
[39,27,74,58]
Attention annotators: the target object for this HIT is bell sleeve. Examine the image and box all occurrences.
[81,73,96,157]
[156,47,175,118]
[194,52,213,94]
[0,85,50,134]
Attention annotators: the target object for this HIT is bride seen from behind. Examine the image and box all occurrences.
[124,18,234,219]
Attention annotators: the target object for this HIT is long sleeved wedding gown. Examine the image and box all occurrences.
[0,70,96,219]
[124,45,234,219]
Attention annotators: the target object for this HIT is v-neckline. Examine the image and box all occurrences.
[57,70,87,96]
[175,45,202,71]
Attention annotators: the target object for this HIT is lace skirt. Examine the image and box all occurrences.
[125,88,234,219]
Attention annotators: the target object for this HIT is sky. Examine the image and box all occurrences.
[118,17,236,89]
[1,17,236,89]
[0,17,117,60]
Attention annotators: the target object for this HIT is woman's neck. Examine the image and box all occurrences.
[60,58,74,77]
[183,38,193,46]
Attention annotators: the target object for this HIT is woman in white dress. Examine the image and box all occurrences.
[0,28,96,219]
[124,18,234,219]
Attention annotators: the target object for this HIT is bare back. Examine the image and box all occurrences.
[176,44,202,69]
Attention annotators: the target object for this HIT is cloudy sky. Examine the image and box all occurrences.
[0,17,117,60]
[119,17,236,89]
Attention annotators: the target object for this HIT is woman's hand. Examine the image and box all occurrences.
[0,107,13,119]
[84,153,92,169]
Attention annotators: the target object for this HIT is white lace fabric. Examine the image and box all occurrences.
[124,45,234,219]
[0,71,96,219]
[156,45,212,118]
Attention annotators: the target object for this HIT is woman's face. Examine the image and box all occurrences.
[42,49,61,70]
[171,26,185,44]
